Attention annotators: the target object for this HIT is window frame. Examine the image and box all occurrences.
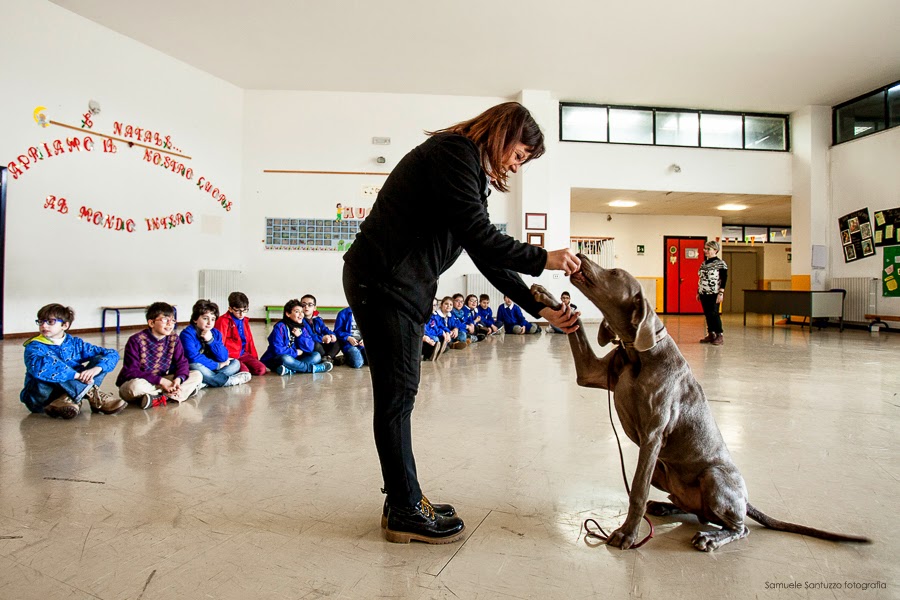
[832,80,900,146]
[559,102,790,152]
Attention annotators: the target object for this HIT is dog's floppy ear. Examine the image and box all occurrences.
[597,318,616,346]
[631,294,657,352]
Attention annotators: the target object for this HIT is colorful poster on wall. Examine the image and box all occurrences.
[838,208,874,263]
[872,207,900,247]
[883,246,900,296]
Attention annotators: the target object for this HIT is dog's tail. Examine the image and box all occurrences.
[746,504,871,544]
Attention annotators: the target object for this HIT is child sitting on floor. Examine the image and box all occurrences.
[334,306,366,368]
[180,299,250,388]
[496,295,541,335]
[214,291,267,375]
[20,303,125,419]
[476,294,499,336]
[117,302,204,409]
[261,299,333,375]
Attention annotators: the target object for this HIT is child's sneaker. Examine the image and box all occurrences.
[312,362,333,374]
[224,372,252,386]
[138,394,167,409]
[276,365,290,376]
[44,394,80,419]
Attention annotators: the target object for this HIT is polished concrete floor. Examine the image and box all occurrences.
[0,315,896,599]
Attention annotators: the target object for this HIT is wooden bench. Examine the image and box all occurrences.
[865,314,900,330]
[101,305,178,334]
[264,305,346,327]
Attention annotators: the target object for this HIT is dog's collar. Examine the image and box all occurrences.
[617,325,669,350]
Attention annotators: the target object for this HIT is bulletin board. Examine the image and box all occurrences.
[873,207,900,247]
[264,217,508,252]
[838,208,874,263]
[883,246,900,296]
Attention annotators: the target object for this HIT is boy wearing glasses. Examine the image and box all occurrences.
[116,302,203,408]
[21,303,125,419]
[298,294,342,364]
[213,291,267,376]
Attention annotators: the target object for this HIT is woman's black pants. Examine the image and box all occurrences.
[699,293,723,334]
[343,263,423,509]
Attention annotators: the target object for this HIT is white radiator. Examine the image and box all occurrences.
[830,277,878,322]
[465,273,503,309]
[199,269,242,312]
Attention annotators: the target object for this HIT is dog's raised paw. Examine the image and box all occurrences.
[530,284,560,309]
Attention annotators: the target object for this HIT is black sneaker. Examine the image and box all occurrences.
[381,495,456,528]
[383,499,465,544]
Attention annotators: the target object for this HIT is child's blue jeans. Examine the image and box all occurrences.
[268,352,322,374]
[190,358,241,387]
[343,345,366,369]
[20,356,108,413]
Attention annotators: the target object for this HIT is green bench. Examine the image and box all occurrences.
[264,305,346,327]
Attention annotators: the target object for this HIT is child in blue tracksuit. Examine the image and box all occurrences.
[299,294,342,363]
[439,296,467,349]
[496,295,541,335]
[422,298,449,360]
[451,293,482,343]
[21,303,125,419]
[334,306,366,368]
[179,299,248,388]
[476,294,499,336]
[261,299,332,375]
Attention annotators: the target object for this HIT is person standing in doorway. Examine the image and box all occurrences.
[343,102,580,545]
[698,240,728,345]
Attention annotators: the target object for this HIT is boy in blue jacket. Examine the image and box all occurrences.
[299,294,342,363]
[334,306,366,368]
[179,299,249,387]
[21,303,125,419]
[451,293,483,343]
[261,299,332,375]
[496,295,541,335]
[422,299,449,361]
[439,296,467,349]
[476,294,499,336]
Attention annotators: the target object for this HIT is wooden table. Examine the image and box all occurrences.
[743,290,844,332]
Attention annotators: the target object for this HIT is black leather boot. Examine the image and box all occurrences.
[381,495,456,528]
[383,499,465,544]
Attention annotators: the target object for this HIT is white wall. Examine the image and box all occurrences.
[570,212,722,277]
[0,0,243,334]
[239,91,514,315]
[830,126,900,315]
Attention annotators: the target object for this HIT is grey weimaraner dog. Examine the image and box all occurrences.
[532,255,870,552]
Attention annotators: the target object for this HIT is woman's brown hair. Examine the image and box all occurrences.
[428,102,545,193]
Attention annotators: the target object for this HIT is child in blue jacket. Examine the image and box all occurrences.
[180,299,249,387]
[476,294,499,336]
[261,299,332,375]
[334,306,366,368]
[496,295,541,335]
[299,294,342,363]
[451,293,483,343]
[439,296,467,349]
[422,299,449,360]
[21,303,125,419]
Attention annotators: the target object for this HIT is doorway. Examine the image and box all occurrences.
[722,250,759,314]
[663,236,705,314]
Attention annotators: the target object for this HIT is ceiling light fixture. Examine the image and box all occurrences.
[609,200,637,207]
[718,204,748,211]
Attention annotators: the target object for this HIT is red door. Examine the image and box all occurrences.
[664,237,705,314]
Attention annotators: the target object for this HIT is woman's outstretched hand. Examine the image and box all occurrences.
[545,249,581,276]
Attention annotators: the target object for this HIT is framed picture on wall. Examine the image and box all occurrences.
[527,232,544,247]
[525,212,547,230]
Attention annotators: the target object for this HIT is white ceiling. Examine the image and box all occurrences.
[50,0,900,113]
[48,0,898,228]
[571,189,792,226]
